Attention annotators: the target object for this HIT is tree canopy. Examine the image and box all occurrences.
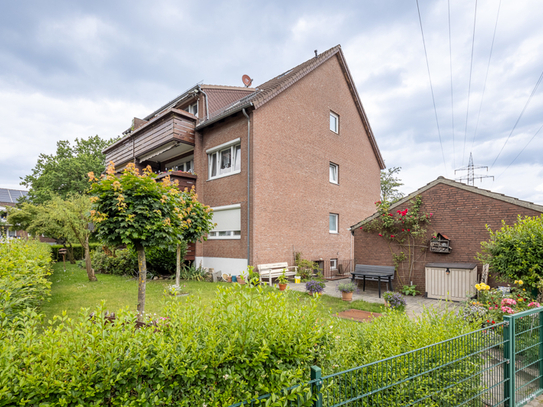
[88,162,215,318]
[380,167,405,204]
[21,135,115,204]
[7,195,96,281]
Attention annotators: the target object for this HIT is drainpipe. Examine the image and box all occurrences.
[242,108,251,266]
[197,85,210,121]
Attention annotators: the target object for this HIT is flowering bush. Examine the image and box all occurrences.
[363,196,433,286]
[383,291,407,311]
[306,280,325,294]
[459,280,540,324]
[337,282,357,293]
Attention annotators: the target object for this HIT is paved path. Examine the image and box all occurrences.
[288,278,458,317]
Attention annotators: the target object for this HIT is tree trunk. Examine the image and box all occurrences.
[176,243,181,287]
[84,235,97,281]
[67,242,76,264]
[136,243,147,322]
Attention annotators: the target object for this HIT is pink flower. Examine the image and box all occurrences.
[529,302,541,308]
[501,306,514,314]
[501,298,517,306]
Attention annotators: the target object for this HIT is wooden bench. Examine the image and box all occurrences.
[351,264,395,298]
[257,262,298,286]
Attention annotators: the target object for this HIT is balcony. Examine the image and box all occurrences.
[104,108,196,167]
[155,171,197,191]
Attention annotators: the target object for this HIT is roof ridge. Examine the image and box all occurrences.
[350,177,543,229]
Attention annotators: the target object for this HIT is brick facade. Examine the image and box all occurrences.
[353,178,543,293]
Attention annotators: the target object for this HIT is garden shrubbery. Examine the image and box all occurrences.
[91,247,138,276]
[0,284,478,406]
[0,238,52,322]
[51,243,102,261]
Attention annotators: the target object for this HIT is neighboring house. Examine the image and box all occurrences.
[104,45,385,276]
[351,177,543,295]
[0,188,28,238]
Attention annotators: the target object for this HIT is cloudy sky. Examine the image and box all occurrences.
[1,0,542,203]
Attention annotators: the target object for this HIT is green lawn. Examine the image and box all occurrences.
[41,262,383,321]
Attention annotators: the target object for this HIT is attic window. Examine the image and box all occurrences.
[184,102,198,116]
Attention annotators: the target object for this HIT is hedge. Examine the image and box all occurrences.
[0,284,477,406]
[50,243,102,262]
[0,238,52,322]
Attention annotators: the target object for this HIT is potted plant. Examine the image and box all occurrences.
[383,291,407,311]
[277,269,288,291]
[306,280,325,296]
[237,272,247,285]
[337,281,357,301]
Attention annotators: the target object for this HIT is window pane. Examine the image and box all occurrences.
[220,148,232,174]
[329,163,338,183]
[329,214,338,232]
[209,153,217,177]
[234,145,241,171]
[330,113,338,132]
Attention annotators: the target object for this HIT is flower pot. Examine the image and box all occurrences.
[308,292,322,297]
[279,283,287,291]
[238,277,246,285]
[294,276,301,284]
[341,292,353,302]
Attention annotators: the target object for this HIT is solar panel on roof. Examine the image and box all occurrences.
[0,190,11,202]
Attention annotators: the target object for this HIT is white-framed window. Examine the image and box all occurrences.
[330,111,339,133]
[329,213,338,234]
[165,156,194,174]
[330,258,338,270]
[329,162,338,184]
[208,204,241,239]
[184,102,198,116]
[207,138,241,180]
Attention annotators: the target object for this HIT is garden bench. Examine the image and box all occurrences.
[257,262,298,285]
[351,264,395,298]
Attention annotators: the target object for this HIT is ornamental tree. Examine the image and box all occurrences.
[88,163,214,320]
[362,196,432,286]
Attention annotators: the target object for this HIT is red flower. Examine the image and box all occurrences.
[378,233,382,236]
[407,229,410,232]
[390,235,395,238]
[402,229,405,232]
[388,214,393,217]
[492,321,495,324]
[360,227,363,229]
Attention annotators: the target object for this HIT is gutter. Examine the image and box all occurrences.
[242,108,251,266]
[197,85,210,121]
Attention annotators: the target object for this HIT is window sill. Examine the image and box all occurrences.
[207,170,241,181]
[208,235,241,240]
[329,231,339,235]
[329,181,339,185]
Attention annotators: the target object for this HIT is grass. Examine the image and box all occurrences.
[41,262,383,321]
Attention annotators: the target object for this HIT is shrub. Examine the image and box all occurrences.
[91,247,138,276]
[305,280,325,294]
[383,291,406,311]
[0,238,52,321]
[478,214,543,293]
[0,285,326,406]
[146,242,187,275]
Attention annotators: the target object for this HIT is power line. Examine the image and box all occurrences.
[448,0,456,170]
[415,0,447,173]
[490,68,543,169]
[461,0,478,166]
[497,123,543,179]
[470,0,501,154]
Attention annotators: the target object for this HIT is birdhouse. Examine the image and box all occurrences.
[430,233,452,254]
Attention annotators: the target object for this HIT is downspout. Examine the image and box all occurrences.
[242,108,251,266]
[197,85,210,121]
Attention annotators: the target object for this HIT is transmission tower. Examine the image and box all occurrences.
[455,152,494,186]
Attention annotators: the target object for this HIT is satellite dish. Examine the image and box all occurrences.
[242,74,253,87]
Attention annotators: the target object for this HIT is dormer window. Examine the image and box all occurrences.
[184,102,198,117]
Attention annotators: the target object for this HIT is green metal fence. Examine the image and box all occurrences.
[229,307,543,407]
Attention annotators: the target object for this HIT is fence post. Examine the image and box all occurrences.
[310,366,322,407]
[504,315,515,407]
[540,310,543,390]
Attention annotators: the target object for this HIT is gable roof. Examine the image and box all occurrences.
[351,176,543,230]
[198,45,385,169]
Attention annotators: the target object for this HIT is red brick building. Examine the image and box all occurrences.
[351,177,543,294]
[103,45,385,275]
[0,188,28,239]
